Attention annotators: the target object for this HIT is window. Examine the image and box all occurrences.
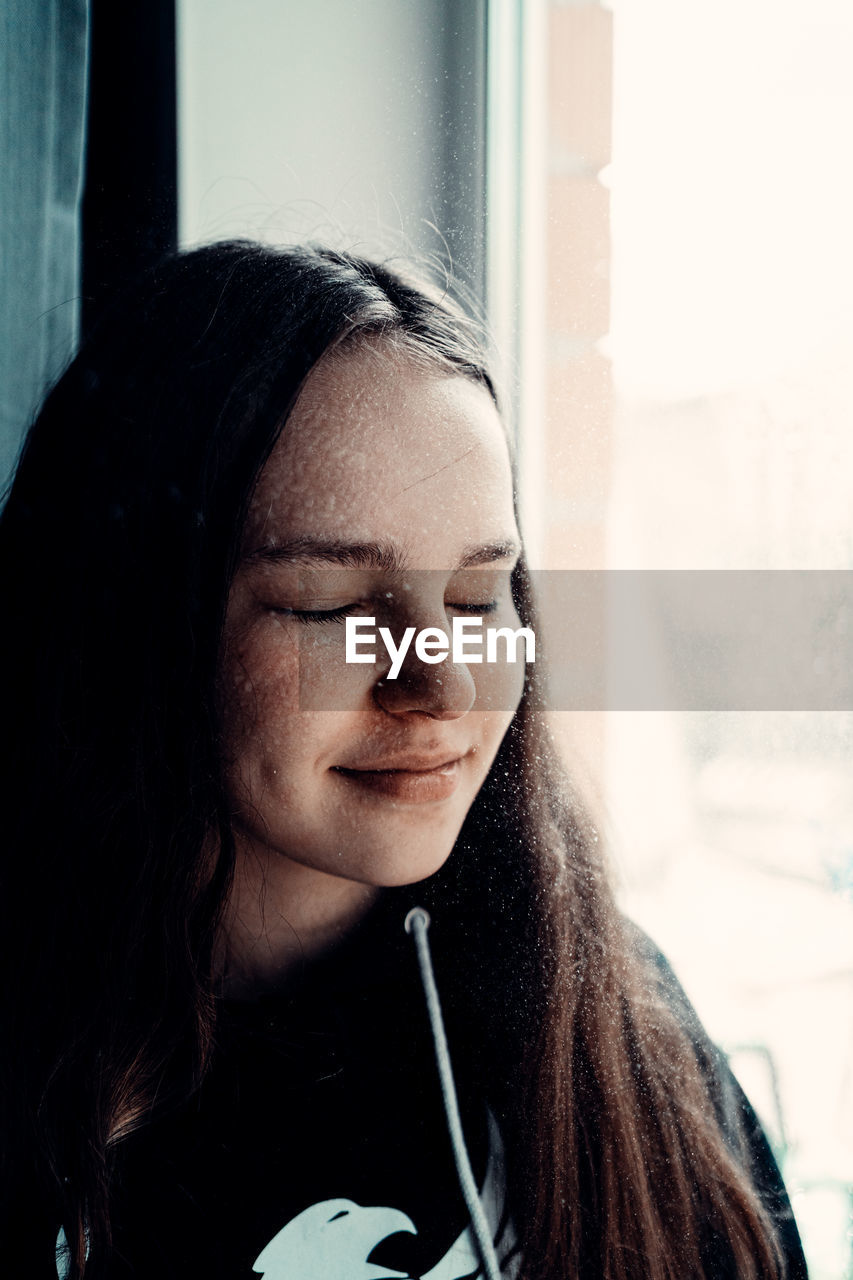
[512,3,853,1272]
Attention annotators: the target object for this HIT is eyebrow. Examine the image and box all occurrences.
[244,537,521,571]
[457,539,522,569]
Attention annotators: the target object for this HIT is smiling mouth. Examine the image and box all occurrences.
[331,757,464,803]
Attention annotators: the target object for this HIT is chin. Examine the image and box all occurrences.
[346,835,458,889]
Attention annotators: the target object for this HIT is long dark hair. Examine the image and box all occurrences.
[0,241,783,1278]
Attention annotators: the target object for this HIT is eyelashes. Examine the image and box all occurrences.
[272,604,364,624]
[272,600,500,625]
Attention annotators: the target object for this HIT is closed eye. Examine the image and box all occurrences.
[272,601,501,623]
[446,601,499,614]
[270,603,364,624]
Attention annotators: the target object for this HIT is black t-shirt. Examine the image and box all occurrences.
[104,896,515,1279]
[58,899,806,1278]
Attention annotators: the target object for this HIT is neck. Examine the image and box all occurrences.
[219,838,380,998]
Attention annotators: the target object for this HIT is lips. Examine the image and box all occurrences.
[331,753,466,803]
[337,752,465,773]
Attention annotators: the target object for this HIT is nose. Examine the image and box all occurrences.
[373,647,477,720]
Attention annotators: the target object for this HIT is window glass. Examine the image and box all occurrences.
[529,3,853,1273]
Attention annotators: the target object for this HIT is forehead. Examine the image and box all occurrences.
[243,342,517,566]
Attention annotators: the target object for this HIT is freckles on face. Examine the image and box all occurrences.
[218,589,299,796]
[218,341,526,888]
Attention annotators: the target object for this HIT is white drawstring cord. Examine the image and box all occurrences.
[404,907,503,1280]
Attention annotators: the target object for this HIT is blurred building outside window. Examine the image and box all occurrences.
[520,2,853,1274]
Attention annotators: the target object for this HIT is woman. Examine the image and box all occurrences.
[0,242,806,1278]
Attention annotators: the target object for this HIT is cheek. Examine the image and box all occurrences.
[218,620,301,770]
[469,604,529,719]
[478,692,523,778]
[293,624,384,713]
[225,615,380,718]
[472,650,526,719]
[468,646,526,780]
[218,620,369,793]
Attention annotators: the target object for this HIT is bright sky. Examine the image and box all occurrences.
[607,0,853,400]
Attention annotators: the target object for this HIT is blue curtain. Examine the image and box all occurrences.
[0,0,88,491]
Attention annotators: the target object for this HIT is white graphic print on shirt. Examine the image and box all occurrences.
[252,1112,517,1280]
[55,1115,519,1279]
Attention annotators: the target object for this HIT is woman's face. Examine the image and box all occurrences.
[219,339,525,890]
